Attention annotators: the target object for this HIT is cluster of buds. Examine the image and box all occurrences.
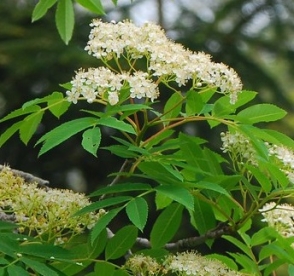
[0,167,104,244]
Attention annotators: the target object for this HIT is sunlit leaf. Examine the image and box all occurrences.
[126,197,148,231]
[82,127,101,157]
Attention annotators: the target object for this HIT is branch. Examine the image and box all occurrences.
[135,222,233,250]
[0,165,49,189]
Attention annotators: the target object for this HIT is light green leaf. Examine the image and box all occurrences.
[185,90,203,116]
[36,117,97,156]
[55,0,74,44]
[98,116,136,134]
[150,203,183,248]
[0,105,40,123]
[21,257,59,276]
[251,227,277,247]
[82,127,101,157]
[155,185,194,211]
[47,92,71,118]
[126,197,148,231]
[89,183,151,197]
[105,225,138,260]
[76,0,105,14]
[19,110,44,145]
[91,207,123,244]
[238,104,287,124]
[32,0,57,22]
[155,192,173,210]
[192,181,230,196]
[224,235,253,257]
[0,121,22,147]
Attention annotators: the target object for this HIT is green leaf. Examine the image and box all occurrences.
[81,127,101,157]
[75,196,132,216]
[105,225,138,260]
[75,0,105,14]
[246,164,272,193]
[21,257,59,276]
[228,253,259,274]
[155,185,194,211]
[98,117,136,134]
[150,203,183,248]
[89,183,151,197]
[47,92,71,118]
[163,92,183,124]
[251,227,277,247]
[93,261,115,275]
[0,221,17,230]
[192,198,216,236]
[0,105,40,123]
[19,244,72,260]
[55,0,74,44]
[91,207,123,244]
[19,110,44,145]
[7,265,30,276]
[224,235,253,257]
[36,117,97,155]
[237,104,287,124]
[126,197,148,231]
[102,145,138,158]
[155,192,173,210]
[0,121,22,147]
[185,90,203,116]
[32,0,57,21]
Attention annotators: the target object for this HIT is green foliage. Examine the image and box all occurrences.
[3,12,294,276]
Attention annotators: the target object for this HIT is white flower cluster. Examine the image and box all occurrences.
[267,144,294,183]
[66,19,242,105]
[66,68,159,105]
[259,202,294,238]
[220,131,257,165]
[0,167,104,244]
[221,131,294,183]
[164,251,245,276]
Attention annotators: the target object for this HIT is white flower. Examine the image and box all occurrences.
[259,202,294,238]
[108,91,119,105]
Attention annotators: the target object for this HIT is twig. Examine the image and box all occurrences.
[99,160,129,200]
[134,222,233,250]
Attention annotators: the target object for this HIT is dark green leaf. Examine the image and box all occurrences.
[98,116,136,134]
[76,0,105,14]
[21,257,59,276]
[155,185,194,211]
[75,196,132,216]
[105,225,138,260]
[94,261,115,275]
[36,117,97,155]
[126,197,148,231]
[7,265,30,276]
[55,0,74,44]
[91,207,123,244]
[192,198,216,236]
[102,145,138,158]
[251,227,277,247]
[150,203,183,248]
[89,183,151,197]
[0,221,16,230]
[32,0,57,21]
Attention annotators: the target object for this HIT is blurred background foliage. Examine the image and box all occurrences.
[0,0,294,192]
